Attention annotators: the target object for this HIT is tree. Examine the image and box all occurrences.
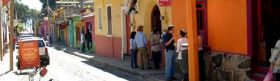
[15,1,40,22]
[15,1,29,22]
[14,23,24,36]
[40,0,57,17]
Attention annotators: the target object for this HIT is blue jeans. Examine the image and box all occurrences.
[130,49,137,68]
[165,50,176,80]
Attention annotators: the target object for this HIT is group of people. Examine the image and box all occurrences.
[129,25,205,81]
[130,25,150,69]
[81,29,93,52]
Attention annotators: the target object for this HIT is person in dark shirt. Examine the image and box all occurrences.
[85,29,92,51]
[163,26,177,81]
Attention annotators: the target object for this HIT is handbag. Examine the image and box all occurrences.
[263,69,274,81]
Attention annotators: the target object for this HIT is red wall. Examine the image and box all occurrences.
[95,35,122,59]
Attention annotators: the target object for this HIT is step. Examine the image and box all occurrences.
[252,72,266,81]
[254,66,269,74]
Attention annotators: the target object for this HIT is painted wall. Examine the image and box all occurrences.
[171,0,187,40]
[133,0,172,41]
[94,0,123,37]
[207,0,248,54]
[94,0,124,59]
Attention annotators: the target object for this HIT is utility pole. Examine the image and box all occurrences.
[9,0,15,71]
[186,0,199,80]
[47,0,50,43]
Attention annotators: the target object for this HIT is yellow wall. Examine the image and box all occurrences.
[208,0,248,54]
[94,0,123,38]
[133,0,172,41]
[94,0,173,40]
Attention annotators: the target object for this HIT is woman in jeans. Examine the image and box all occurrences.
[130,31,138,68]
[269,39,280,81]
[176,29,188,81]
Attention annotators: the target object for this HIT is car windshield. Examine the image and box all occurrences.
[38,40,45,47]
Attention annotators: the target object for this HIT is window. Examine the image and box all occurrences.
[38,40,46,47]
[107,6,112,35]
[98,8,102,29]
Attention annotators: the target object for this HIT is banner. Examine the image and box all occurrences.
[159,0,171,6]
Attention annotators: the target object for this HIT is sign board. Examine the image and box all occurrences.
[159,0,171,6]
[19,40,40,70]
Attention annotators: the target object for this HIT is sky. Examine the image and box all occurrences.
[19,0,42,11]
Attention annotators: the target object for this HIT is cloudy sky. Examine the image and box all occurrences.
[20,0,42,11]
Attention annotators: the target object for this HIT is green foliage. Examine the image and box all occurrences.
[15,1,40,22]
[14,23,24,36]
[40,0,57,17]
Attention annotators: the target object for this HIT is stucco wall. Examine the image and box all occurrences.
[133,0,172,41]
[171,0,187,40]
[94,0,123,38]
[207,0,248,54]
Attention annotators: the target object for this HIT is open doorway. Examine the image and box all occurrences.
[252,0,280,69]
[151,5,161,33]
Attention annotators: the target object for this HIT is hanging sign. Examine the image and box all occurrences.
[159,0,171,6]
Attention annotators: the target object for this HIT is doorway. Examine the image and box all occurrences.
[121,7,131,59]
[151,5,161,33]
[252,0,280,68]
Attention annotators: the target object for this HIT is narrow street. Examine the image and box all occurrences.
[0,46,144,81]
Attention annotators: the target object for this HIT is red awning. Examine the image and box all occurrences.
[2,0,10,6]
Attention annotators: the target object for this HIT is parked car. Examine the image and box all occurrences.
[17,37,50,67]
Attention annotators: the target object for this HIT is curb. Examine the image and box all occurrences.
[53,45,91,60]
[88,58,164,81]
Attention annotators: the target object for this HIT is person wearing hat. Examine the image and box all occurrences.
[176,29,188,81]
[134,25,149,70]
[163,25,177,81]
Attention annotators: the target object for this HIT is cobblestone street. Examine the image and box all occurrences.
[0,47,144,81]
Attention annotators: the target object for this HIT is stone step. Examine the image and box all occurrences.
[252,73,265,81]
[251,66,269,81]
[255,66,269,74]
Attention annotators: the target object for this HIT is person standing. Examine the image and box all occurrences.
[198,31,206,81]
[176,29,188,81]
[81,31,85,52]
[134,25,149,70]
[163,26,176,81]
[85,29,92,51]
[130,31,138,69]
[151,28,161,69]
[269,39,280,81]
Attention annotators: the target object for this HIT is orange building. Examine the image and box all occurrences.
[172,0,280,81]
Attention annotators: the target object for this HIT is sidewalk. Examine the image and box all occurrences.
[52,44,166,81]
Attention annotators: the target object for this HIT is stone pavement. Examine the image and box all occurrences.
[52,44,167,81]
